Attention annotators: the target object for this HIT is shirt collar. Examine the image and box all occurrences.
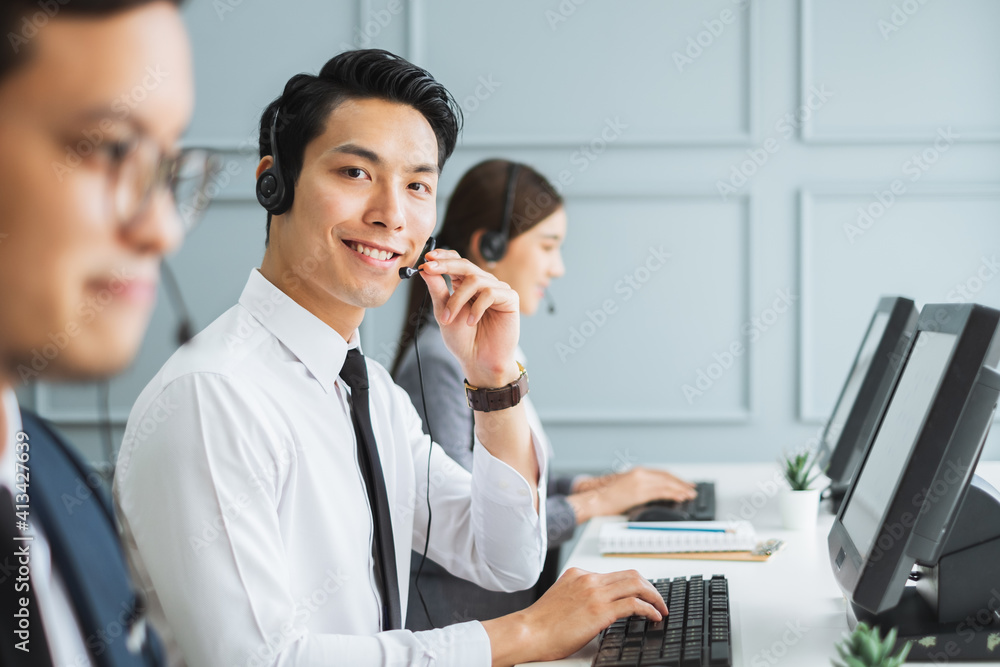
[1,388,22,490]
[238,269,362,394]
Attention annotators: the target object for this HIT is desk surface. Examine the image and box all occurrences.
[518,461,1000,667]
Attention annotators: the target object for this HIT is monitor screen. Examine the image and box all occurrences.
[823,311,891,451]
[841,331,958,557]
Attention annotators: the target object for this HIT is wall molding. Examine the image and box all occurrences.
[798,0,1000,144]
[34,383,131,425]
[526,191,755,425]
[797,183,1000,423]
[417,0,760,148]
[192,1,760,148]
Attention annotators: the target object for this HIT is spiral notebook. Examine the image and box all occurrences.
[599,520,757,555]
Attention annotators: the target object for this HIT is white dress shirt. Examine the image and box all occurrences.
[113,269,548,667]
[1,389,94,667]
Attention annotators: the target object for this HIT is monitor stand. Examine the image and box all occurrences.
[848,476,1000,661]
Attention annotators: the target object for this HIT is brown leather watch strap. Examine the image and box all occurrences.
[465,362,529,412]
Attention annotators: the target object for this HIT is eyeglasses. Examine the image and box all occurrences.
[106,137,227,234]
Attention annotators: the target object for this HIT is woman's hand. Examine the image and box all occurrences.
[568,468,698,523]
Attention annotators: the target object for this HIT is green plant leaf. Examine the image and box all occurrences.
[859,633,880,664]
[897,640,912,662]
[782,448,821,489]
[882,627,898,658]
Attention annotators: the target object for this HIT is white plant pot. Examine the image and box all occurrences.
[780,488,821,531]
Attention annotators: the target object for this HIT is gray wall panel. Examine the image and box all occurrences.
[32,1,1000,469]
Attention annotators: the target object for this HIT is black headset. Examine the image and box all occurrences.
[478,162,521,263]
[256,107,292,216]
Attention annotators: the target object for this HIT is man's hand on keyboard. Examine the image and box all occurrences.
[567,468,697,523]
[481,567,669,667]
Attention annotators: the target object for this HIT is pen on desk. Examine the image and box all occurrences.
[625,524,729,533]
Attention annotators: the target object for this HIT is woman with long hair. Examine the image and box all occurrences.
[392,158,696,629]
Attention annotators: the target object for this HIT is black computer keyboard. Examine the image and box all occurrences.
[592,575,732,667]
[626,481,717,522]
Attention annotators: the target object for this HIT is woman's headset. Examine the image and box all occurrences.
[478,162,521,263]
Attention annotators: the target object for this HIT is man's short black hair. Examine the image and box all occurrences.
[0,0,183,80]
[258,49,463,244]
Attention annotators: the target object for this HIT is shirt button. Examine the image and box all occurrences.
[517,488,529,497]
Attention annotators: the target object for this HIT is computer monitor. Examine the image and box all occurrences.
[828,303,1000,661]
[816,297,918,507]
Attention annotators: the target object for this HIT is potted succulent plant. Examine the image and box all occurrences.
[779,449,822,530]
[832,622,911,667]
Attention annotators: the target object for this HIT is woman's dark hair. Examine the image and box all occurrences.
[390,159,564,376]
[259,48,463,243]
[0,0,183,80]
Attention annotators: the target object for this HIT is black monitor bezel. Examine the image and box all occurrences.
[828,303,1000,615]
[817,296,918,487]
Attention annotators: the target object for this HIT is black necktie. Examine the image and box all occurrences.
[340,348,402,630]
[1,487,54,666]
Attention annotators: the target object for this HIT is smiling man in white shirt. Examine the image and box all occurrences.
[113,49,667,667]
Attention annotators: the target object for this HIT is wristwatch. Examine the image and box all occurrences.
[464,362,529,412]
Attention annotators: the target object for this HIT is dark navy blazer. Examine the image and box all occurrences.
[20,410,164,667]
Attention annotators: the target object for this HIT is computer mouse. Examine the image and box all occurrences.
[626,502,693,523]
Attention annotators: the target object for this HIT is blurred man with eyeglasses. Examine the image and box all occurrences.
[0,1,221,665]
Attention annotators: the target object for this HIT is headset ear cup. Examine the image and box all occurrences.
[257,107,292,215]
[256,171,277,205]
[256,168,291,215]
[479,230,507,263]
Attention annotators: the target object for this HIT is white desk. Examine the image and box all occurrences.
[519,461,1000,666]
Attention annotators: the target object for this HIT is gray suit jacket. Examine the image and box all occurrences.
[393,318,578,629]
